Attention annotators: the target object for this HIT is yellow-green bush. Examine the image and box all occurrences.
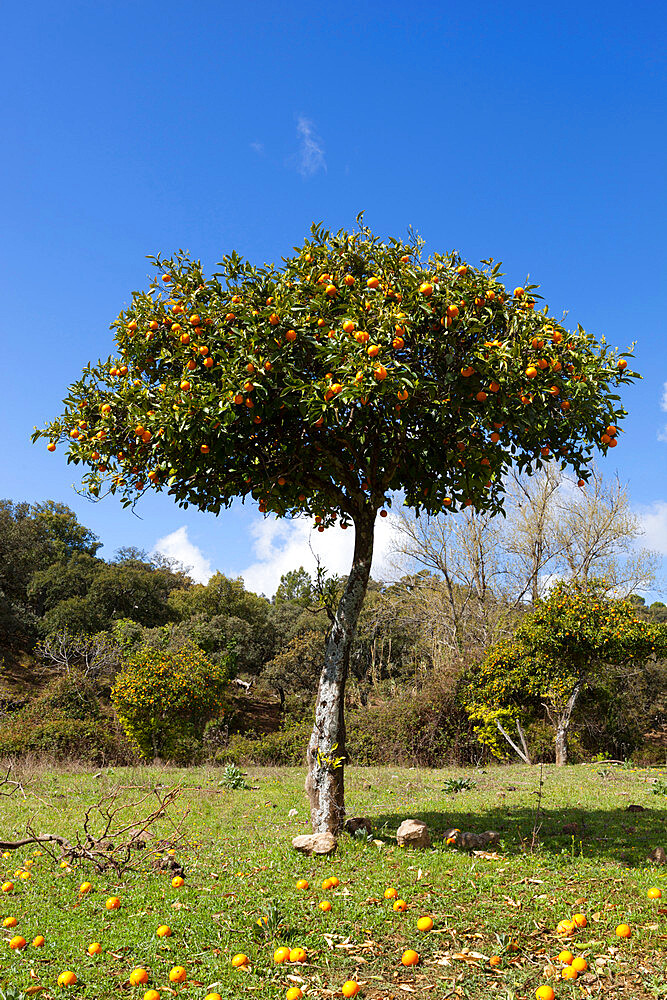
[112,641,230,761]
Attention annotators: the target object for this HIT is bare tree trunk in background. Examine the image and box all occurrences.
[306,508,375,834]
[548,681,582,766]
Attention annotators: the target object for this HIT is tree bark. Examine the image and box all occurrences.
[553,681,582,766]
[306,507,375,833]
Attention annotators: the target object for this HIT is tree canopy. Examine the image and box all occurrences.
[35,218,635,525]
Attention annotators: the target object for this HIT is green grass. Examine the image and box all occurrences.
[1,762,666,999]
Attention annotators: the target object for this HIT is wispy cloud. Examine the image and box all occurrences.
[636,501,667,555]
[659,381,667,442]
[295,115,326,178]
[250,141,264,155]
[153,526,214,584]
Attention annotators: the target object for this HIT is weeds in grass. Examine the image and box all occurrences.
[442,776,477,794]
[219,763,251,789]
[651,778,667,795]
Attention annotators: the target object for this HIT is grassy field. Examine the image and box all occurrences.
[0,762,665,999]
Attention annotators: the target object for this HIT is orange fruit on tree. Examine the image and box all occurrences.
[476,390,488,402]
[367,344,380,357]
[33,935,45,947]
[58,971,77,987]
[374,365,388,381]
[342,320,355,333]
[342,981,360,997]
[535,987,555,1000]
[447,304,459,319]
[169,966,187,982]
[9,935,26,950]
[343,274,355,286]
[156,924,172,937]
[617,359,627,370]
[401,949,419,966]
[47,442,56,451]
[647,887,662,899]
[88,942,102,955]
[513,286,525,297]
[286,989,303,1000]
[274,946,291,963]
[417,916,433,931]
[366,277,380,289]
[232,953,249,967]
[571,956,588,972]
[106,896,121,910]
[616,923,631,938]
[419,282,433,296]
[129,968,149,986]
[525,366,538,379]
[286,329,297,342]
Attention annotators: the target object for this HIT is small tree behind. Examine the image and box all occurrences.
[465,580,667,764]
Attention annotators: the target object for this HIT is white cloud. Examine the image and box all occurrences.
[153,526,214,584]
[238,513,400,598]
[636,501,667,555]
[295,115,326,178]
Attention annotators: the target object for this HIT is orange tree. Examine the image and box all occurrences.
[465,580,667,765]
[35,218,638,830]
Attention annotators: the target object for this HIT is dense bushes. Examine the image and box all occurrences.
[0,671,132,764]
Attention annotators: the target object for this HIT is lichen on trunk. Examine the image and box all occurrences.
[306,508,375,833]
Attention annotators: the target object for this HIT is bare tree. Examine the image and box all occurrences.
[502,465,565,603]
[35,629,122,679]
[554,468,660,597]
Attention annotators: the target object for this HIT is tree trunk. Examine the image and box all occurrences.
[553,680,582,766]
[306,507,375,833]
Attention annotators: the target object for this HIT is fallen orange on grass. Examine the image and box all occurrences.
[87,942,102,956]
[535,987,555,1000]
[171,876,184,888]
[129,968,149,986]
[558,949,574,965]
[417,916,433,932]
[273,946,291,964]
[2,916,17,928]
[9,936,26,950]
[393,899,407,912]
[572,913,587,927]
[319,900,332,911]
[2,882,14,893]
[561,966,578,980]
[286,989,303,1000]
[647,887,662,899]
[143,992,160,1000]
[33,936,45,948]
[289,947,307,963]
[571,957,588,972]
[57,971,77,987]
[401,950,419,966]
[295,879,309,890]
[169,965,187,982]
[555,919,575,936]
[232,953,249,968]
[342,981,360,997]
[79,882,92,894]
[616,924,632,938]
[384,887,398,899]
[205,993,223,1000]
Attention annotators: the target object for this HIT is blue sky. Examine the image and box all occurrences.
[2,0,666,596]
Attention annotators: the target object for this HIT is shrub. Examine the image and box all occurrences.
[214,721,311,766]
[0,715,132,764]
[111,641,230,761]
